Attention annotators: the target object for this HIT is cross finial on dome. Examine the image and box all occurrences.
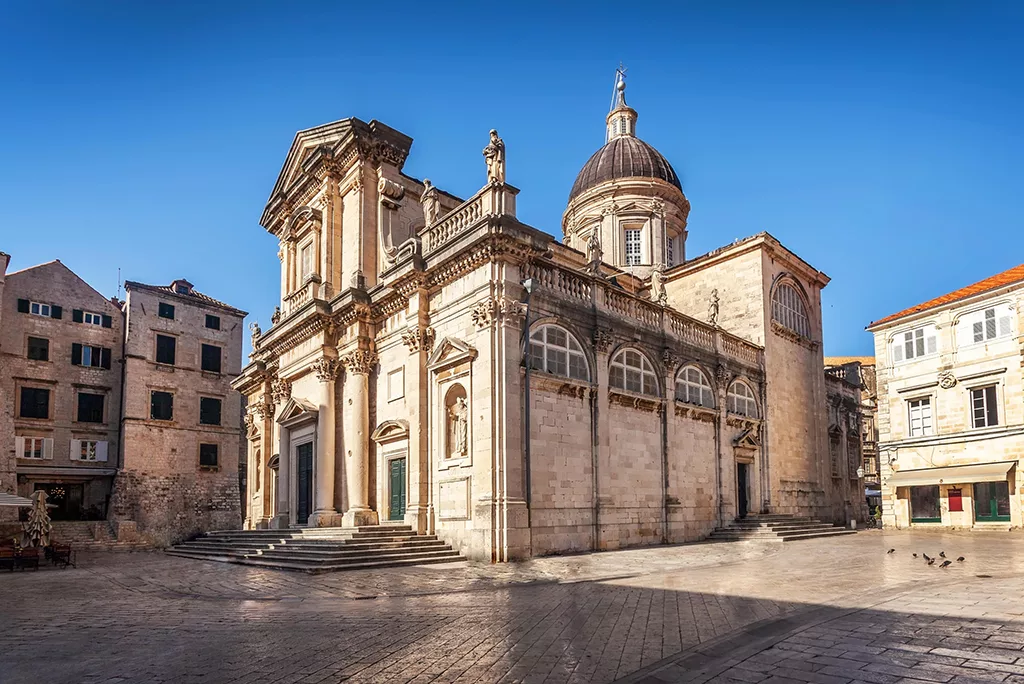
[610,63,628,112]
[606,64,637,141]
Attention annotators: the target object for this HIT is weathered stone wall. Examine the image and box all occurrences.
[666,411,719,542]
[0,252,12,523]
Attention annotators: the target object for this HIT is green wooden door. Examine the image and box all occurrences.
[974,481,1010,522]
[296,443,313,525]
[389,458,407,521]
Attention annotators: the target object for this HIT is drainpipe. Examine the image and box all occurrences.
[520,278,535,526]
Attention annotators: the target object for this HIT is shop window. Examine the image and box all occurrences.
[910,485,941,523]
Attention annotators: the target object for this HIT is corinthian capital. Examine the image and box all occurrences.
[340,349,378,375]
[311,357,339,383]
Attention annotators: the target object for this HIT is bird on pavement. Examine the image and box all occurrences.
[923,553,932,561]
[957,556,965,562]
[939,551,946,558]
[940,560,952,568]
[887,548,895,554]
[913,553,918,558]
[927,558,936,565]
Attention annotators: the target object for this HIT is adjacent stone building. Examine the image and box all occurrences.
[868,265,1024,530]
[0,259,245,544]
[824,356,879,510]
[237,73,861,561]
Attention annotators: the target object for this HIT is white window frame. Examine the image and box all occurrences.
[300,241,314,281]
[29,301,51,317]
[529,324,590,382]
[771,282,811,339]
[891,325,937,364]
[609,348,658,396]
[907,396,933,437]
[20,436,47,459]
[727,380,758,418]
[624,227,642,267]
[969,384,999,429]
[675,366,715,408]
[82,311,103,326]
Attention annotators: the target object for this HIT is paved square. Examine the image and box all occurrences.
[2,531,1023,684]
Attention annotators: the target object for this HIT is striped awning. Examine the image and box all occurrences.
[0,492,34,507]
[887,461,1015,488]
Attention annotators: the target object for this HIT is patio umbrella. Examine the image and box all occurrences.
[22,490,52,548]
[0,492,34,507]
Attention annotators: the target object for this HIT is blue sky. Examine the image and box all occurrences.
[2,1,1022,356]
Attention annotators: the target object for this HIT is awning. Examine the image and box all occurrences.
[887,461,1016,488]
[0,492,34,507]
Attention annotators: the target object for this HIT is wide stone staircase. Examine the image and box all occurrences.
[165,524,462,573]
[708,514,857,543]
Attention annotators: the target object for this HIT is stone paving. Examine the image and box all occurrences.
[1,531,1023,684]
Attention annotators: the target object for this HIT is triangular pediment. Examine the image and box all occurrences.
[733,427,761,449]
[427,336,477,370]
[277,396,318,425]
[245,422,261,440]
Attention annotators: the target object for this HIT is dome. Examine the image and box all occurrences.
[568,136,682,202]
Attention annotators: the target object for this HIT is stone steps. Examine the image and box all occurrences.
[166,525,462,573]
[709,514,856,543]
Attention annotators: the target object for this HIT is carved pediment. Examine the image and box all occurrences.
[733,427,761,449]
[245,422,261,441]
[276,396,318,426]
[371,419,409,444]
[427,336,478,371]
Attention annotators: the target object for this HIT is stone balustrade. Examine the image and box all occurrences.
[422,182,517,255]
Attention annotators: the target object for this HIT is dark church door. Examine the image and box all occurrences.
[296,443,314,525]
[389,458,407,521]
[736,463,749,519]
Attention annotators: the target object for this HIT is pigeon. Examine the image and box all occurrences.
[927,558,935,565]
[923,553,932,561]
[913,553,918,558]
[940,560,952,568]
[939,551,946,558]
[887,548,895,554]
[957,556,965,562]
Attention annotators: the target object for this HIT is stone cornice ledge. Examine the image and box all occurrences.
[608,389,664,414]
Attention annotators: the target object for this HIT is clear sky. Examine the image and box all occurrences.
[2,1,1022,357]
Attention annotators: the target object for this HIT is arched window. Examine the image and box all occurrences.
[609,348,658,396]
[675,366,715,408]
[529,324,589,381]
[727,380,758,418]
[772,282,811,338]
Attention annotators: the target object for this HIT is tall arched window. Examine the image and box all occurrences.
[728,380,758,418]
[609,348,658,396]
[675,366,715,408]
[529,324,589,381]
[772,282,811,338]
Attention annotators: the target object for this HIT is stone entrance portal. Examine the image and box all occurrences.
[296,442,314,525]
[389,458,407,521]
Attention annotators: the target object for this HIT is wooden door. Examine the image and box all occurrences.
[736,463,749,519]
[296,443,313,525]
[389,458,406,521]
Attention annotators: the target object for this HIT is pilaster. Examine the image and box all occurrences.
[340,348,379,528]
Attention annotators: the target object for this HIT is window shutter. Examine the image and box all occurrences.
[101,314,113,328]
[96,441,108,462]
[892,343,903,363]
[986,386,999,427]
[926,334,936,355]
[973,321,983,343]
[17,299,29,313]
[999,315,1012,337]
[71,343,83,366]
[70,439,81,461]
[43,438,54,460]
[101,347,112,370]
[986,316,997,340]
[50,305,62,320]
[15,436,25,459]
[72,309,84,323]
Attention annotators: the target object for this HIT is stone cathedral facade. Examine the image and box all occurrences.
[236,78,859,561]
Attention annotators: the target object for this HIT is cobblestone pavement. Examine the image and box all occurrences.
[2,531,1023,684]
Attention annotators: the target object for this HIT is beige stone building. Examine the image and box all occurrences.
[868,265,1024,529]
[824,356,879,509]
[0,258,245,544]
[237,74,861,561]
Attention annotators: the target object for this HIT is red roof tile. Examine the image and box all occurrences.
[870,264,1024,328]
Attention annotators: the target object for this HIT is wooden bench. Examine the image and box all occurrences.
[49,543,76,569]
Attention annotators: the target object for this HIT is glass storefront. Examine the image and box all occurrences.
[974,481,1011,522]
[910,484,941,522]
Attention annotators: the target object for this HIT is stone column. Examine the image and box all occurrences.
[275,423,291,529]
[309,357,341,527]
[401,295,433,534]
[715,365,734,525]
[341,349,379,528]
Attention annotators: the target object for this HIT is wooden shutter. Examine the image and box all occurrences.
[43,438,54,460]
[17,299,30,313]
[101,314,113,328]
[70,439,81,461]
[71,343,83,366]
[999,315,1012,337]
[96,441,108,462]
[72,309,84,323]
[15,436,25,459]
[892,341,903,363]
[925,332,937,355]
[50,306,62,319]
[973,321,984,343]
[101,347,112,370]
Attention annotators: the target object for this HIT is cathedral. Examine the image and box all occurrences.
[236,75,859,561]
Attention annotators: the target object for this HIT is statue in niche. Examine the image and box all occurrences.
[650,264,667,306]
[448,396,469,457]
[708,289,720,327]
[420,179,440,226]
[482,129,506,184]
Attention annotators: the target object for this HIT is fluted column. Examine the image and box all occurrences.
[341,349,379,528]
[308,357,341,527]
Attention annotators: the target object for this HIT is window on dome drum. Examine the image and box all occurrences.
[158,302,175,319]
[624,228,642,266]
[609,349,658,396]
[529,325,589,381]
[727,381,758,417]
[892,325,936,363]
[771,283,810,338]
[907,397,933,437]
[675,366,715,408]
[970,385,998,428]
